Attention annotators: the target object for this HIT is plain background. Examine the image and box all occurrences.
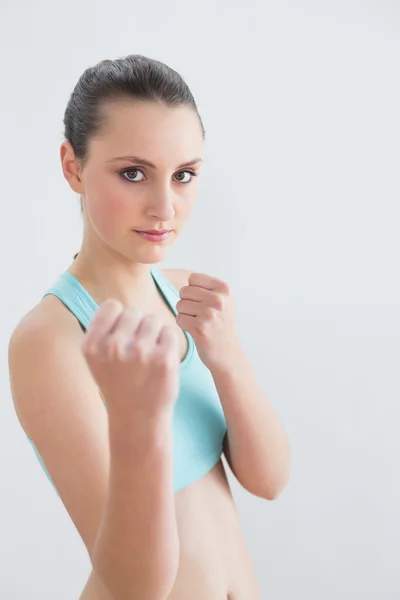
[1,1,399,598]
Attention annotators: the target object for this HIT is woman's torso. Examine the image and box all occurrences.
[79,460,261,600]
[31,267,262,600]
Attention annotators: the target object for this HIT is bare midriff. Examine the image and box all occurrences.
[78,460,262,600]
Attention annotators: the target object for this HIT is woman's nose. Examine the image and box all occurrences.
[146,189,176,221]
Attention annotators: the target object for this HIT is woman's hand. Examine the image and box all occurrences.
[81,299,181,418]
[176,272,241,371]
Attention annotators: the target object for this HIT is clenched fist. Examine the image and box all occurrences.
[81,299,181,419]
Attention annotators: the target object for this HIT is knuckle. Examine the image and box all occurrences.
[98,299,124,319]
[104,330,131,357]
[210,308,218,321]
[220,281,230,294]
[197,319,208,335]
[88,299,123,330]
[214,296,224,310]
[103,336,120,359]
[130,340,148,361]
[204,308,215,321]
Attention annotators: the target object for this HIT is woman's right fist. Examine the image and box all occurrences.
[81,299,181,417]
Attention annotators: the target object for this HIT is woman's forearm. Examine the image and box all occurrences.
[92,408,179,600]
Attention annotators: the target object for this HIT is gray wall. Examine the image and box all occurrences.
[1,1,399,598]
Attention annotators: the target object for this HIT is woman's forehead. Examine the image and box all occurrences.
[90,103,204,164]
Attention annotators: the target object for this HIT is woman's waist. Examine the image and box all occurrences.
[171,460,261,599]
[79,461,260,600]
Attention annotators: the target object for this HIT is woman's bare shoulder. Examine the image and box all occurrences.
[10,293,82,347]
[7,293,87,436]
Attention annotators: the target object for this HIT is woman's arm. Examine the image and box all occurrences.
[163,267,291,501]
[213,358,291,500]
[8,311,179,600]
[93,408,179,600]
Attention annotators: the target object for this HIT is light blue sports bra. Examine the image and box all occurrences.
[27,267,227,494]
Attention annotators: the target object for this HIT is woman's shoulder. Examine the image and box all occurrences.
[10,294,82,349]
[8,296,84,407]
[8,293,99,447]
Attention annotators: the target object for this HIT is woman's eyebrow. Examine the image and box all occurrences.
[107,155,203,169]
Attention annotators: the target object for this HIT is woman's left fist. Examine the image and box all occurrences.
[175,272,241,370]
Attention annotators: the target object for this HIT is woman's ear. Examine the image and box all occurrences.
[60,141,85,194]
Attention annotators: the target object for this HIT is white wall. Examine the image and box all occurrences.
[1,1,399,598]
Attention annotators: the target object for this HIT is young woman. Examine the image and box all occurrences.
[8,54,291,600]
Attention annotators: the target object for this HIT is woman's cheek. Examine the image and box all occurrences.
[90,192,128,237]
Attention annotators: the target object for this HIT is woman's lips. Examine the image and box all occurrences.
[134,230,172,242]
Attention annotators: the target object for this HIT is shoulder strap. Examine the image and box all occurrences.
[42,272,98,330]
[150,267,181,316]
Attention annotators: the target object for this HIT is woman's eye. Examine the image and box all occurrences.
[120,168,145,183]
[174,170,196,184]
[119,168,197,184]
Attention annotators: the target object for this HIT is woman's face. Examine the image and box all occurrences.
[62,100,204,263]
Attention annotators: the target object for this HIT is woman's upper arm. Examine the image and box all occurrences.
[8,314,110,559]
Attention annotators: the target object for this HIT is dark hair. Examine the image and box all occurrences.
[63,54,205,236]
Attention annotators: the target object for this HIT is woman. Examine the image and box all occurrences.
[8,54,291,600]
